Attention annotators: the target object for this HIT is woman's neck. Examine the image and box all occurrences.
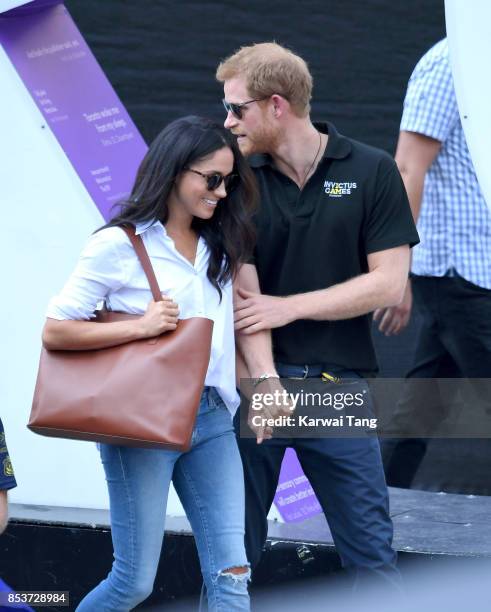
[164,210,196,239]
[164,214,199,265]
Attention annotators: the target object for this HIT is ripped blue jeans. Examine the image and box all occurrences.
[76,387,250,611]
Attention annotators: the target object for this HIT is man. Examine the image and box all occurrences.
[216,42,419,584]
[0,417,17,534]
[375,39,491,488]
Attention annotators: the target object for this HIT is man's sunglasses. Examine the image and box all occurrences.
[185,168,238,192]
[222,97,267,119]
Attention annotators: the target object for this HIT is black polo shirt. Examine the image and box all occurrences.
[249,121,419,373]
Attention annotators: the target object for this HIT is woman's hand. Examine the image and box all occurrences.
[138,295,179,338]
[43,295,180,351]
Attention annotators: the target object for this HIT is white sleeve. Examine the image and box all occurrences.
[46,227,128,320]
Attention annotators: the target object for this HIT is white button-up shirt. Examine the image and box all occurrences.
[46,220,240,413]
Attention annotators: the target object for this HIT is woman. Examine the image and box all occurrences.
[42,116,258,611]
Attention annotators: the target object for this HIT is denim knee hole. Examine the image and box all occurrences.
[213,565,251,585]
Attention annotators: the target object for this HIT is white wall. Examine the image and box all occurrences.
[445,0,491,210]
[0,45,185,515]
[0,1,35,13]
[0,44,105,508]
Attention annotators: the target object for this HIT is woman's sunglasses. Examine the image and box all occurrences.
[185,168,238,192]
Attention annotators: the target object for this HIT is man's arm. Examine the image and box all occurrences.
[395,130,441,223]
[235,264,295,444]
[234,245,410,334]
[234,264,278,376]
[374,131,441,335]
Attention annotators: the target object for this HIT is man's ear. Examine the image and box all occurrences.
[270,94,287,118]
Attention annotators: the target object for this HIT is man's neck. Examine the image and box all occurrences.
[270,119,327,188]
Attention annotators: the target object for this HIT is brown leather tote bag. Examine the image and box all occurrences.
[29,225,214,451]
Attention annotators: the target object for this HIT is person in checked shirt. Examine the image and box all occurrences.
[376,39,491,487]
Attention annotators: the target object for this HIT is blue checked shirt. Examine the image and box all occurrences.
[400,38,491,289]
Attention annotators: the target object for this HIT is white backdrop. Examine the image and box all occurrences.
[0,1,35,13]
[445,0,491,210]
[0,46,193,513]
[0,43,106,508]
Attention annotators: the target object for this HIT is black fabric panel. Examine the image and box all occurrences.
[65,0,445,152]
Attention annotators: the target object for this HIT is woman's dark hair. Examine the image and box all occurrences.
[105,115,257,299]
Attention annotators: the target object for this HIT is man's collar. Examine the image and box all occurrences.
[248,153,271,168]
[248,121,351,168]
[316,121,352,160]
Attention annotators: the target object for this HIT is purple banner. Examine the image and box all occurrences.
[0,2,147,220]
[274,448,322,522]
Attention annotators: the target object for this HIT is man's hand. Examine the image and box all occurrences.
[234,288,293,333]
[247,377,295,444]
[373,280,412,336]
[247,405,274,444]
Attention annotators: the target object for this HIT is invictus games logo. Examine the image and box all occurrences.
[324,180,357,198]
[3,456,13,477]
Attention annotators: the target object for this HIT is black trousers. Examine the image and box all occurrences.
[382,274,491,488]
[234,364,400,587]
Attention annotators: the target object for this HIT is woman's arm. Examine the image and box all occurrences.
[43,228,180,350]
[42,297,179,350]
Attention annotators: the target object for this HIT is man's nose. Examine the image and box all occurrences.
[224,110,237,130]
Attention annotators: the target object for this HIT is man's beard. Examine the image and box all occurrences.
[240,124,279,156]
